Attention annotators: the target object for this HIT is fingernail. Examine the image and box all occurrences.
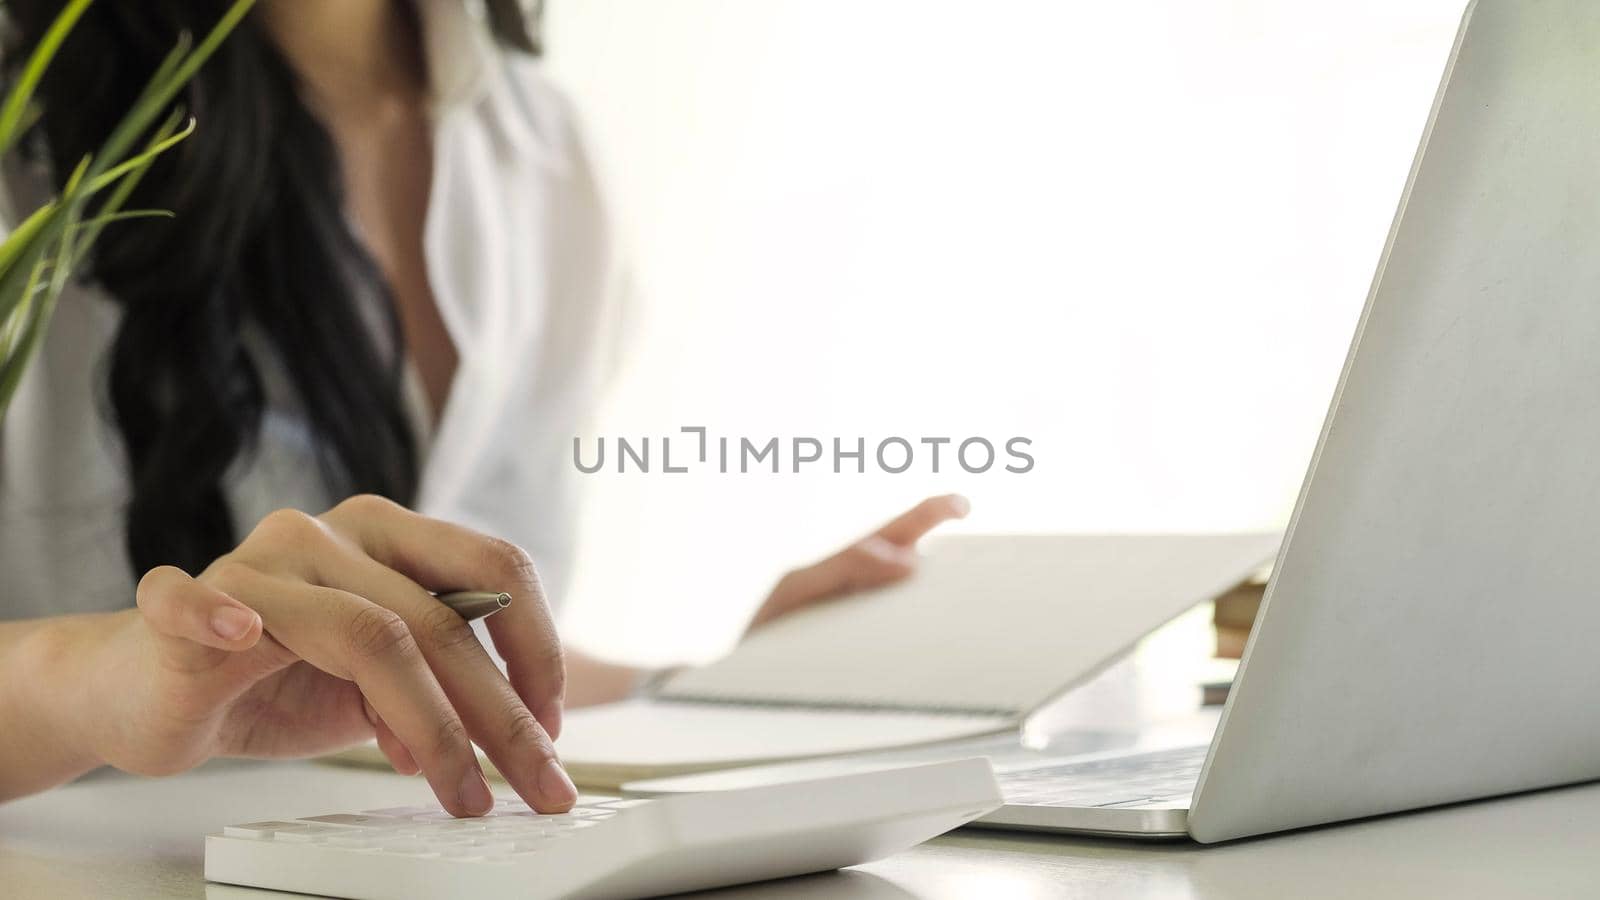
[538,759,578,808]
[861,536,917,565]
[210,606,256,641]
[947,494,972,517]
[459,768,494,816]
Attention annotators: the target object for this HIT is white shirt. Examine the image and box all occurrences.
[0,0,621,618]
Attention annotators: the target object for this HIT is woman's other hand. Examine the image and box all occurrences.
[747,494,970,633]
[72,495,576,816]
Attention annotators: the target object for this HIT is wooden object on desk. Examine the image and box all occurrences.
[1213,577,1268,659]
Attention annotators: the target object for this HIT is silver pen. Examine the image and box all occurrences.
[436,591,513,622]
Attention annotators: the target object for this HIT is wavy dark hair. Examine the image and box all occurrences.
[3,1,540,580]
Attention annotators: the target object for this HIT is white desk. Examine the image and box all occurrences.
[4,631,1596,899]
[2,759,1599,899]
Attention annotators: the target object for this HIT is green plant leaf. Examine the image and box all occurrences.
[82,118,195,196]
[0,0,96,155]
[0,255,61,412]
[0,201,62,285]
[70,210,174,232]
[87,0,257,181]
[74,111,189,265]
[0,0,257,422]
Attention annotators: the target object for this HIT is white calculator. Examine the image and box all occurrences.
[206,757,1000,899]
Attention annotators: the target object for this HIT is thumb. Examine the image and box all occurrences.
[823,536,919,594]
[756,537,918,630]
[135,565,263,670]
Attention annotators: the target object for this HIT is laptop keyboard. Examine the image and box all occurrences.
[997,745,1208,808]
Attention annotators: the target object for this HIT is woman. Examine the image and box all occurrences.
[0,1,965,815]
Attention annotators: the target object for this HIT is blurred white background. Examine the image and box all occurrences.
[542,0,1469,665]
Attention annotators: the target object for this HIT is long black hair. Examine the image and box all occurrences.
[3,1,540,580]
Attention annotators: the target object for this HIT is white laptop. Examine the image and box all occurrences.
[628,0,1600,843]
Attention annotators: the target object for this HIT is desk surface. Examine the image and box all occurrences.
[5,630,1597,899]
[2,759,1599,899]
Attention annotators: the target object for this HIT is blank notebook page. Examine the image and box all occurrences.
[659,533,1282,715]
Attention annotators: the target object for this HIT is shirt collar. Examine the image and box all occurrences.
[417,0,547,159]
[418,0,496,112]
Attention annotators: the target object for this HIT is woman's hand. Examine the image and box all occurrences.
[64,495,576,816]
[747,494,970,632]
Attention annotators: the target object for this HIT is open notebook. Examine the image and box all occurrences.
[322,533,1279,787]
[553,533,1280,788]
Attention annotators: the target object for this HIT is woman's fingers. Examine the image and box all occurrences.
[224,502,574,812]
[752,537,916,630]
[747,495,972,633]
[207,562,492,817]
[135,565,263,671]
[318,496,567,742]
[310,541,576,811]
[872,493,971,547]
